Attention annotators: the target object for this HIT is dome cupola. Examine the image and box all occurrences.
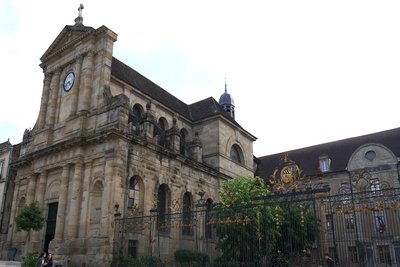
[219,80,235,119]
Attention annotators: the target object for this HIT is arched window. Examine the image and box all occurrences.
[129,104,143,135]
[180,129,188,156]
[128,176,142,210]
[132,104,143,119]
[90,181,103,225]
[230,144,244,164]
[129,104,143,124]
[205,198,213,239]
[157,184,170,231]
[182,192,192,235]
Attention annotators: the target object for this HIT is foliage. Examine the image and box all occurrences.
[174,249,209,266]
[21,251,38,267]
[125,255,162,267]
[212,176,318,265]
[15,201,45,232]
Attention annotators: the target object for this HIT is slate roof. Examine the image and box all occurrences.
[0,140,12,153]
[256,127,400,180]
[111,57,256,139]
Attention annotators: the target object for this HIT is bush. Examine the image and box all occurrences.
[174,249,209,266]
[125,255,162,267]
[21,251,38,267]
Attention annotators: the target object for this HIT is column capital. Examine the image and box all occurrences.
[54,67,62,74]
[44,72,53,81]
[75,54,84,64]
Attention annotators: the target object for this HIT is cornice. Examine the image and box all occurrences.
[40,26,95,65]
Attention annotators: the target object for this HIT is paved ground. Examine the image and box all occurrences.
[0,261,21,267]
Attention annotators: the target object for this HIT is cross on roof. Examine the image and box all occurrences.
[78,4,84,18]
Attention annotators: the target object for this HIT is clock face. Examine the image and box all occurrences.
[63,72,75,92]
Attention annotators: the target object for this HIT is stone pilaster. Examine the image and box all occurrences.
[79,160,92,237]
[142,103,155,139]
[68,160,83,239]
[54,164,70,241]
[101,156,113,236]
[32,171,48,244]
[47,68,61,127]
[189,132,203,162]
[26,174,37,204]
[166,118,180,152]
[70,55,84,117]
[35,172,48,205]
[7,180,21,244]
[38,73,52,129]
[78,51,94,114]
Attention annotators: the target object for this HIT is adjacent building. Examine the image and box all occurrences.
[256,127,400,266]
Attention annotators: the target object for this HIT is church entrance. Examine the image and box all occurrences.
[44,202,58,253]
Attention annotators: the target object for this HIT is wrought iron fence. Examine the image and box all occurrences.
[113,187,400,266]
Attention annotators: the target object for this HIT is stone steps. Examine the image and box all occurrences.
[0,261,21,267]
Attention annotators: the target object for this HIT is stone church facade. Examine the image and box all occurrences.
[4,12,256,266]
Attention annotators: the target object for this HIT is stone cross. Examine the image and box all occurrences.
[78,4,84,17]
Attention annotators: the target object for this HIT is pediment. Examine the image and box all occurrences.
[40,25,95,63]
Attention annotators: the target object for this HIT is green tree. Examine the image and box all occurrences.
[21,251,38,267]
[15,201,45,232]
[212,176,318,265]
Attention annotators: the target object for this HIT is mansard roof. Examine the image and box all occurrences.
[111,57,257,140]
[256,127,400,180]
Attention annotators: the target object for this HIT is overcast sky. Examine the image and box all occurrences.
[1,0,400,157]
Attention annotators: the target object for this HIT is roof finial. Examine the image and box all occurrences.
[74,3,84,26]
[224,77,227,93]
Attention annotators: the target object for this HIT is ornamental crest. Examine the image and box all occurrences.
[269,153,304,193]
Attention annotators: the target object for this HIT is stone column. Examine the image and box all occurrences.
[70,55,84,117]
[54,164,70,241]
[47,68,61,127]
[78,51,94,114]
[38,73,52,129]
[68,160,83,239]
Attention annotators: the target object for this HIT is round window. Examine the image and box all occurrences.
[365,150,376,161]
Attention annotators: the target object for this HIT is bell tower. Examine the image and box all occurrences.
[34,5,117,147]
[219,79,235,119]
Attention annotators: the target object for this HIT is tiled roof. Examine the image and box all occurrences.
[0,140,12,152]
[256,127,400,180]
[112,57,191,118]
[111,57,256,139]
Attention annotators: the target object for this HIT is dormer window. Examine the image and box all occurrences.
[319,155,331,172]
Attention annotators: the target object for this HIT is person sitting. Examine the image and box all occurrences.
[36,252,46,267]
[43,253,53,267]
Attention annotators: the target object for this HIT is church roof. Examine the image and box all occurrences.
[256,127,400,179]
[111,57,256,140]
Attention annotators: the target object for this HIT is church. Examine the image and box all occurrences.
[3,5,400,267]
[3,7,256,266]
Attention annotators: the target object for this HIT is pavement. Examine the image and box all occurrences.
[0,261,20,267]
